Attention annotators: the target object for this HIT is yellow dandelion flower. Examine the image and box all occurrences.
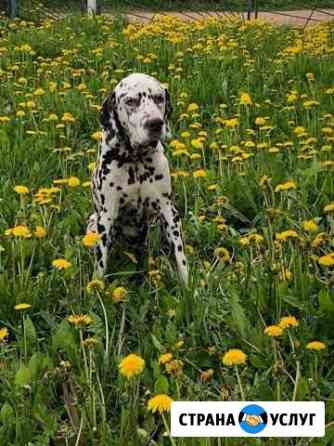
[68,314,93,327]
[112,287,127,302]
[224,117,239,128]
[67,177,80,187]
[276,230,298,242]
[175,340,184,349]
[11,225,31,238]
[240,236,250,246]
[324,203,334,213]
[33,88,45,96]
[47,113,58,122]
[14,185,29,195]
[209,142,219,150]
[193,169,207,178]
[48,81,57,93]
[321,127,333,135]
[294,126,306,135]
[303,100,319,108]
[191,153,202,161]
[147,394,173,413]
[318,254,334,267]
[34,226,47,239]
[52,259,72,270]
[279,268,293,281]
[214,247,230,262]
[119,354,145,379]
[191,139,204,150]
[306,341,326,351]
[250,234,264,244]
[91,131,102,141]
[14,303,32,311]
[86,279,105,294]
[259,175,271,187]
[287,93,298,103]
[62,112,76,123]
[165,359,184,377]
[222,349,247,366]
[275,181,296,192]
[159,353,173,365]
[240,92,252,106]
[311,232,326,248]
[88,162,96,172]
[187,103,199,113]
[82,232,101,247]
[279,316,298,329]
[255,117,266,126]
[83,337,99,348]
[0,327,9,343]
[26,101,36,109]
[264,325,283,337]
[303,220,319,233]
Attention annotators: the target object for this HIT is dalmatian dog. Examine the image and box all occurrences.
[88,73,188,285]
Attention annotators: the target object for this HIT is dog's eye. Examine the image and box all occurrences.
[154,94,164,104]
[125,97,139,107]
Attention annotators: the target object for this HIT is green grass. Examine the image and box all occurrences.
[0,11,334,446]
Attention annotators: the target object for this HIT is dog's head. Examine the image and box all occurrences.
[100,73,172,149]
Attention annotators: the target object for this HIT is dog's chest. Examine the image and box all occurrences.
[110,159,168,238]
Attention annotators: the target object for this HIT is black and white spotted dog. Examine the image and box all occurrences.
[88,73,188,285]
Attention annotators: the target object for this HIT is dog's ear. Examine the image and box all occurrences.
[164,88,173,138]
[164,88,173,120]
[100,91,116,129]
[100,91,126,144]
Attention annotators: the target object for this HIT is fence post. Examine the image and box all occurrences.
[8,0,19,18]
[87,0,97,15]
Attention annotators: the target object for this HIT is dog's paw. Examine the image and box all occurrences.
[87,213,97,234]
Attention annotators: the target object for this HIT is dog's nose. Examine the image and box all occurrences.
[145,118,163,132]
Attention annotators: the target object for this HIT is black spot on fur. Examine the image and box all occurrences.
[128,166,135,185]
[97,223,105,233]
[96,246,102,261]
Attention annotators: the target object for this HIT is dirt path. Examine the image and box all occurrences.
[124,9,334,26]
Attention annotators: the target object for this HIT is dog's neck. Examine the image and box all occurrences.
[100,128,159,167]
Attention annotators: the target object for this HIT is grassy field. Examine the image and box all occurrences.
[0,10,334,446]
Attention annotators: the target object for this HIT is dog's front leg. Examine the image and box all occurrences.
[159,202,189,286]
[95,199,119,277]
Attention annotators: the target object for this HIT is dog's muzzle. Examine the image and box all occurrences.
[144,118,164,139]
